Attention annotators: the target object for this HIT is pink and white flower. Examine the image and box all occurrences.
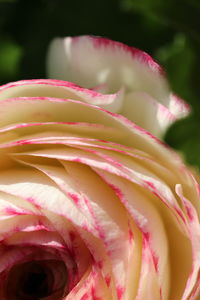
[0,36,199,300]
[47,35,190,138]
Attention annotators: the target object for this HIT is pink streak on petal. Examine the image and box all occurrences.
[27,196,42,209]
[4,206,36,217]
[128,224,134,244]
[143,232,159,273]
[91,287,102,300]
[73,35,164,76]
[80,293,89,300]
[105,275,111,287]
[0,78,119,105]
[68,192,80,205]
[116,286,125,300]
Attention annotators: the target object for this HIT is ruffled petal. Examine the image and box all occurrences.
[47,36,190,138]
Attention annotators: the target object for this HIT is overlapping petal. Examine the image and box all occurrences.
[47,36,190,138]
[0,79,199,299]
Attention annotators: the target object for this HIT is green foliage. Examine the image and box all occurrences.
[0,0,200,168]
[155,34,195,101]
[0,37,22,82]
[165,115,200,170]
[123,0,200,169]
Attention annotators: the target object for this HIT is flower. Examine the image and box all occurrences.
[47,35,190,139]
[0,36,199,300]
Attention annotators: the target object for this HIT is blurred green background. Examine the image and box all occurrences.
[0,0,200,168]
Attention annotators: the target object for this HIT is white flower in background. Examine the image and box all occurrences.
[47,35,190,138]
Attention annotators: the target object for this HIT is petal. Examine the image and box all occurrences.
[0,92,182,167]
[0,79,123,113]
[47,36,190,137]
[67,266,111,300]
[121,91,176,137]
[46,36,168,101]
[176,184,200,299]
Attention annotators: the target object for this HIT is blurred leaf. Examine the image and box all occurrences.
[0,37,22,83]
[122,0,200,40]
[181,137,200,170]
[0,0,17,2]
[0,2,17,28]
[165,115,200,169]
[155,33,196,103]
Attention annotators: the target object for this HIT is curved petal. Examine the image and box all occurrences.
[0,79,123,113]
[46,36,190,135]
[121,91,176,137]
[46,36,167,99]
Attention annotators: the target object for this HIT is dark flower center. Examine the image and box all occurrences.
[6,260,68,300]
[20,262,52,298]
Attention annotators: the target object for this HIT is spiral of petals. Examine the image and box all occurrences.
[0,79,199,299]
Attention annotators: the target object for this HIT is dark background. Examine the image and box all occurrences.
[0,0,200,168]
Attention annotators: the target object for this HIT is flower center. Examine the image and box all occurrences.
[20,262,53,298]
[6,259,68,300]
